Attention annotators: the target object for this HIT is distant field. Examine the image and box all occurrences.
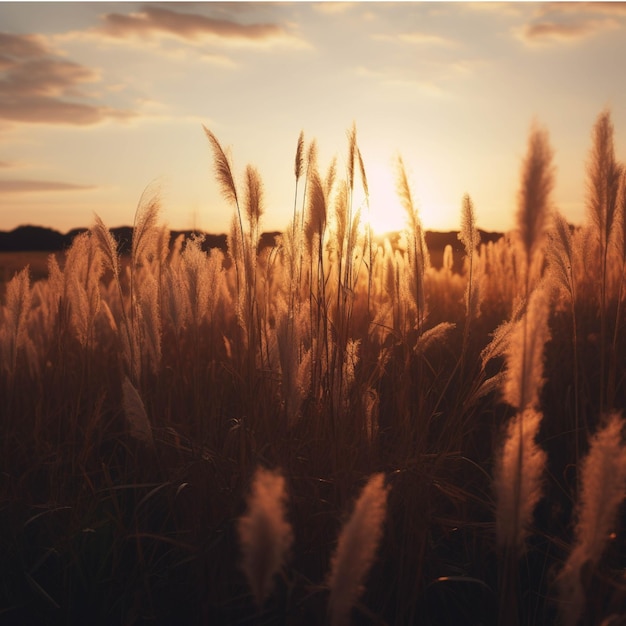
[0,251,62,297]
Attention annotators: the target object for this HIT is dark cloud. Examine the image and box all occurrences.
[0,179,96,193]
[98,5,286,42]
[0,32,134,126]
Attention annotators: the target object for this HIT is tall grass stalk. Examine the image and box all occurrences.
[548,212,583,462]
[586,110,622,415]
[396,155,428,337]
[558,413,626,626]
[458,193,481,385]
[204,126,245,294]
[327,473,389,626]
[238,467,293,610]
[608,171,626,408]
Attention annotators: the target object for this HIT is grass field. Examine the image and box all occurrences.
[1,114,626,626]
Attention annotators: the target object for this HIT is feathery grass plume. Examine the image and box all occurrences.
[183,238,224,326]
[1,266,32,374]
[413,322,456,355]
[357,146,374,315]
[547,212,576,301]
[333,338,360,411]
[276,302,311,425]
[65,232,103,348]
[503,281,552,412]
[347,122,357,195]
[334,179,349,258]
[132,186,161,267]
[306,167,328,247]
[295,130,305,182]
[203,125,239,208]
[244,164,264,232]
[243,164,264,309]
[122,376,154,446]
[587,110,622,259]
[547,212,584,460]
[515,123,554,294]
[493,408,546,553]
[292,130,305,242]
[40,254,64,338]
[92,213,120,278]
[328,473,389,626]
[357,147,369,200]
[325,156,338,198]
[617,171,626,270]
[137,270,161,373]
[607,173,626,397]
[238,467,293,609]
[558,413,626,626]
[204,126,246,294]
[162,263,189,332]
[586,111,623,412]
[396,155,429,333]
[459,193,482,321]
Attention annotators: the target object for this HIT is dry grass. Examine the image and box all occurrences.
[1,113,626,625]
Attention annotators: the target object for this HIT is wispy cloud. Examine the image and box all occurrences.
[517,3,625,45]
[0,179,96,193]
[373,31,456,47]
[537,2,626,18]
[65,5,308,50]
[518,16,620,44]
[313,3,355,16]
[354,65,447,97]
[0,32,134,126]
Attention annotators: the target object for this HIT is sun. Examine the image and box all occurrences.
[360,159,443,238]
[360,161,406,237]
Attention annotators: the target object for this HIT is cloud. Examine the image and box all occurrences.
[0,32,135,126]
[518,16,620,44]
[81,5,307,48]
[373,32,456,47]
[0,179,96,193]
[313,3,355,15]
[516,3,626,45]
[537,2,626,18]
[354,65,447,97]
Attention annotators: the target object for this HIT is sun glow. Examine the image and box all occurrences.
[361,162,406,237]
[361,160,443,237]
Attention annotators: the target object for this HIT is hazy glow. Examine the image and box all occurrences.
[1,2,626,234]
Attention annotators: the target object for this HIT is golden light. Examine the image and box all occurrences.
[362,159,442,237]
[362,161,406,237]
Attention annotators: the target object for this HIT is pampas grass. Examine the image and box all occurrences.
[0,266,32,375]
[586,110,623,414]
[327,473,389,626]
[503,281,552,412]
[493,408,547,553]
[515,123,554,295]
[238,467,293,609]
[4,112,626,625]
[122,375,154,446]
[396,155,429,334]
[558,413,626,626]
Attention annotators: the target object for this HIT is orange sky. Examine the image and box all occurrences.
[1,1,626,236]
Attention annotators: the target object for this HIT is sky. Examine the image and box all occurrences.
[1,1,626,236]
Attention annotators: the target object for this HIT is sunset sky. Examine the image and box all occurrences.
[1,1,626,236]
